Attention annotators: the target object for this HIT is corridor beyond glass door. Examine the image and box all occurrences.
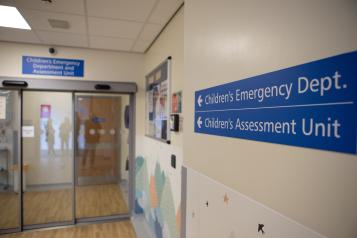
[22,91,74,227]
[75,94,129,219]
[0,91,20,232]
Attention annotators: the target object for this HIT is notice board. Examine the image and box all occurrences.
[145,57,171,143]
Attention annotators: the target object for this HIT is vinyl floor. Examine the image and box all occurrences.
[0,184,128,229]
[1,221,136,238]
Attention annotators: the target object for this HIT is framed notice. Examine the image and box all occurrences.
[145,57,171,142]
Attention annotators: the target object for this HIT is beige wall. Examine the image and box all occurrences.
[135,7,183,237]
[139,8,184,145]
[0,41,143,82]
[183,1,357,238]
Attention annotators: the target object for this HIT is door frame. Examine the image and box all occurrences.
[0,77,137,233]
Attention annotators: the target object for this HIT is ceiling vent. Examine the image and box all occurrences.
[48,19,70,29]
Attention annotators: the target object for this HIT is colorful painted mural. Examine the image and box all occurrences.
[135,156,181,238]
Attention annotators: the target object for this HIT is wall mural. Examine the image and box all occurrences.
[135,156,181,238]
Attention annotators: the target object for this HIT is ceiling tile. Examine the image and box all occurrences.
[139,23,162,41]
[0,0,182,53]
[88,17,143,39]
[148,0,183,24]
[86,0,156,22]
[36,30,88,47]
[20,9,86,34]
[0,0,85,15]
[89,36,134,51]
[0,27,41,44]
[132,40,151,53]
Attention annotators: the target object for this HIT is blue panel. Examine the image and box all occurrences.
[22,56,84,77]
[194,51,357,154]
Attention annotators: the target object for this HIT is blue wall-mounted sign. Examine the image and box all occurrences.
[194,51,357,154]
[22,56,84,77]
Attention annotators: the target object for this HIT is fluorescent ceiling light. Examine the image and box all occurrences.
[0,5,31,30]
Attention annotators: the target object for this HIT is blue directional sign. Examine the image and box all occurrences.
[22,56,84,77]
[194,51,357,154]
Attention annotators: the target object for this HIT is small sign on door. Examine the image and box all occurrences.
[22,126,35,138]
[40,104,51,118]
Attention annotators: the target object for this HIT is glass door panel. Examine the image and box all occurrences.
[0,90,20,232]
[22,91,74,226]
[75,94,129,219]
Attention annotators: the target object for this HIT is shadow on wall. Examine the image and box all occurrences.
[135,156,181,238]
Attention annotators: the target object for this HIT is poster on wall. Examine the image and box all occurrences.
[172,91,182,113]
[145,57,171,142]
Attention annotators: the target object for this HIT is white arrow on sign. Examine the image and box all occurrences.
[197,117,203,128]
[197,95,203,107]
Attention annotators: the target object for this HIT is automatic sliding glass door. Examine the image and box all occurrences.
[0,89,132,233]
[0,90,21,234]
[0,77,136,234]
[22,91,74,227]
[74,93,130,220]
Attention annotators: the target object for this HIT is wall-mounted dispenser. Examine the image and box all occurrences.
[170,114,179,132]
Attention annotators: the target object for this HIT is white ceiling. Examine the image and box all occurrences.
[0,0,183,53]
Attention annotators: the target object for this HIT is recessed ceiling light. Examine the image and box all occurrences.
[0,5,31,30]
